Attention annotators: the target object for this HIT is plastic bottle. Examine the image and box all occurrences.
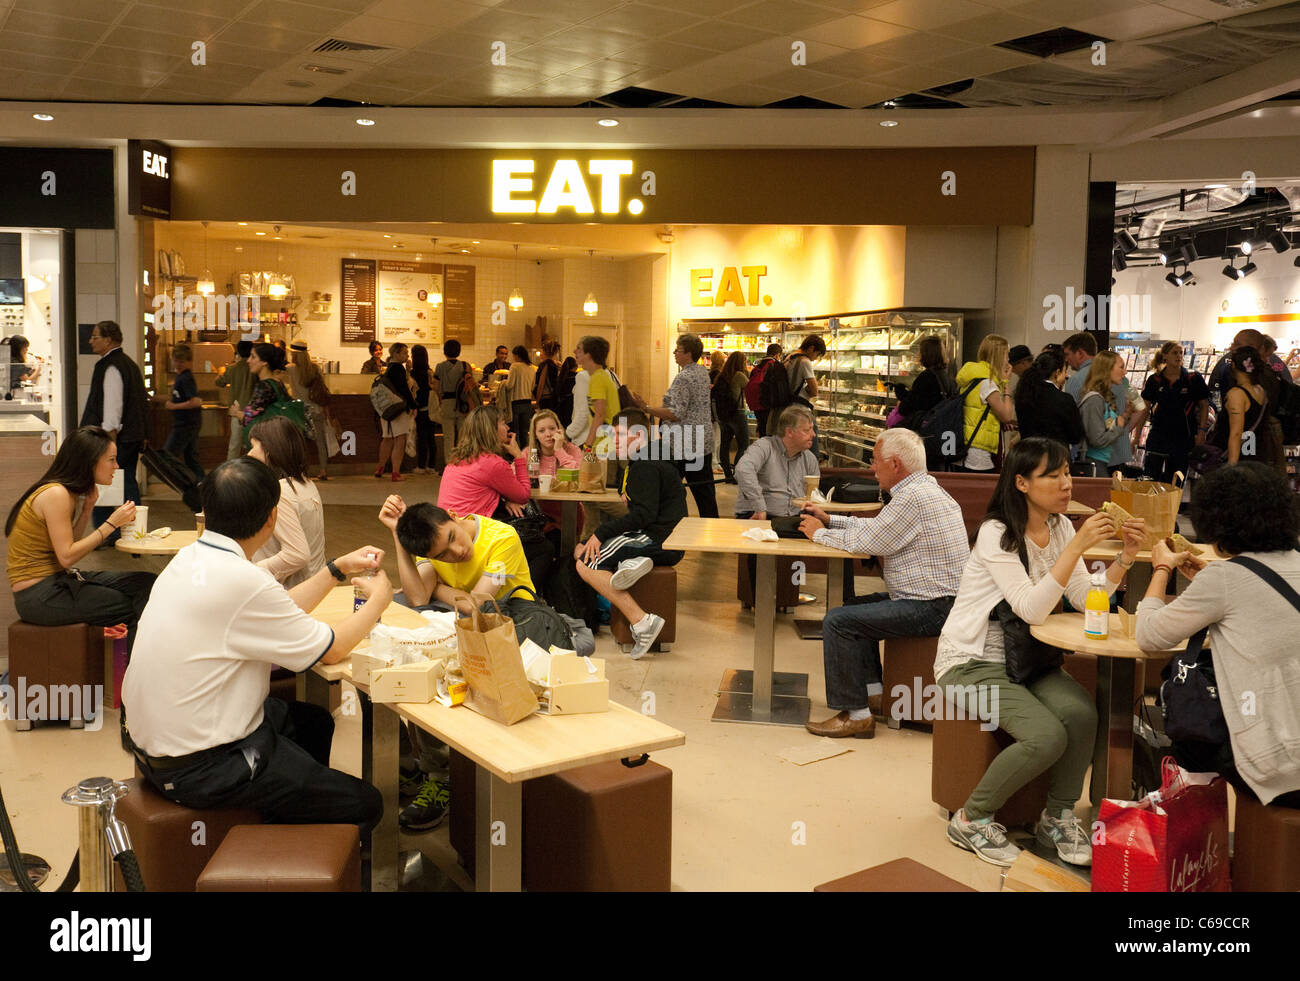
[1084,572,1109,640]
[527,447,540,488]
[353,566,375,612]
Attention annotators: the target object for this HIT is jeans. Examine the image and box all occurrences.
[938,659,1097,820]
[14,569,156,655]
[756,409,771,439]
[164,424,204,483]
[414,409,435,470]
[674,453,719,518]
[137,697,383,837]
[437,398,464,472]
[304,402,331,476]
[93,438,141,544]
[718,408,750,479]
[822,593,954,710]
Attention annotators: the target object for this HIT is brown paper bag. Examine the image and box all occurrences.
[1110,475,1181,549]
[454,600,538,726]
[578,452,607,494]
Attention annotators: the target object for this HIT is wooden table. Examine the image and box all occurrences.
[114,529,198,556]
[1031,612,1187,805]
[662,517,873,726]
[533,487,625,553]
[311,586,684,892]
[792,499,883,514]
[1081,539,1223,613]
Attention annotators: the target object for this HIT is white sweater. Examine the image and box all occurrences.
[934,516,1118,681]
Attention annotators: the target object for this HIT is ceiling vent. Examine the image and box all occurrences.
[302,64,348,75]
[311,39,393,63]
[996,27,1110,58]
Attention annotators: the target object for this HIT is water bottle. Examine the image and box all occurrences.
[353,563,375,612]
[527,447,540,489]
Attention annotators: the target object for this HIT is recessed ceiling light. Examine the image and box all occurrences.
[237,222,248,226]
[472,240,480,244]
[879,119,899,127]
[598,118,618,127]
[255,231,266,236]
[383,234,392,238]
[32,113,53,121]
[356,118,375,126]
[460,248,470,253]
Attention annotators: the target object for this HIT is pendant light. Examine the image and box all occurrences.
[266,225,288,298]
[428,237,443,308]
[196,221,215,296]
[583,249,598,317]
[508,244,524,311]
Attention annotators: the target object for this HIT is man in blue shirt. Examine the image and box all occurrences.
[164,343,205,482]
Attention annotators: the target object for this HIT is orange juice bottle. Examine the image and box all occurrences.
[1084,572,1109,640]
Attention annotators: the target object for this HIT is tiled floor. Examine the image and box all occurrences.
[2,470,1040,892]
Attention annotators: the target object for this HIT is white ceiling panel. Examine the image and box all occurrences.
[1008,0,1146,23]
[935,11,1054,45]
[496,0,625,20]
[455,9,565,43]
[1066,5,1204,41]
[86,45,187,72]
[640,0,752,13]
[662,21,776,51]
[0,47,84,75]
[806,77,910,107]
[616,39,715,70]
[73,61,178,88]
[364,0,489,25]
[1159,0,1296,18]
[582,3,709,37]
[59,80,156,101]
[199,39,295,69]
[813,48,909,75]
[872,63,972,92]
[719,0,843,34]
[216,21,325,52]
[117,4,237,38]
[302,0,386,12]
[100,24,200,55]
[3,9,115,43]
[863,30,978,63]
[866,0,996,31]
[798,14,910,49]
[0,30,96,61]
[329,14,441,48]
[239,0,362,35]
[541,24,645,55]
[927,45,1040,79]
[691,80,791,104]
[13,0,130,21]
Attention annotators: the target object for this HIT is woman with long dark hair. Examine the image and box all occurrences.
[714,351,750,483]
[436,404,529,519]
[288,339,332,480]
[554,355,579,428]
[1012,349,1084,448]
[409,344,435,474]
[501,345,537,450]
[533,339,562,414]
[899,334,956,420]
[240,342,290,447]
[247,416,326,588]
[5,426,155,652]
[375,342,417,481]
[934,437,1145,868]
[1212,345,1285,474]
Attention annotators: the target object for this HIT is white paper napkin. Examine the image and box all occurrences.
[742,527,779,542]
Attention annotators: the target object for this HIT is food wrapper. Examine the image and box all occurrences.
[368,622,457,666]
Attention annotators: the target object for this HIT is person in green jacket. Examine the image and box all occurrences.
[216,340,255,460]
[954,334,1015,472]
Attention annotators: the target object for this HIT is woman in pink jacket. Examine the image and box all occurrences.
[436,405,530,519]
[515,409,581,530]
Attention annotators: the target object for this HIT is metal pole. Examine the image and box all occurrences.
[61,776,130,892]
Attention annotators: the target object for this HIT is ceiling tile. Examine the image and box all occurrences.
[805,77,910,107]
[720,0,842,34]
[805,0,901,10]
[1160,0,1294,18]
[541,24,643,56]
[13,0,128,21]
[1,71,72,99]
[455,9,565,44]
[928,45,1040,79]
[863,30,976,63]
[328,15,442,48]
[872,63,971,91]
[691,80,789,105]
[59,80,154,101]
[867,0,996,31]
[3,9,114,43]
[100,25,199,55]
[799,14,910,48]
[498,0,624,20]
[812,49,908,76]
[934,11,1056,45]
[385,47,483,74]
[504,43,595,74]
[563,56,650,81]
[215,21,324,52]
[84,45,186,73]
[355,66,450,89]
[641,0,751,13]
[617,39,715,70]
[0,45,84,75]
[305,0,386,11]
[663,21,776,51]
[1007,0,1141,22]
[415,29,499,56]
[1065,5,1203,41]
[118,4,235,38]
[73,61,175,87]
[149,71,262,98]
[581,4,708,37]
[327,81,421,104]
[751,65,846,91]
[364,0,487,26]
[239,0,360,35]
[157,0,276,15]
[176,59,267,84]
[0,30,94,61]
[199,39,291,69]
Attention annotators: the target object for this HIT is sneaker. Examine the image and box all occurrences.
[610,556,653,591]
[399,768,425,802]
[398,777,450,832]
[1035,808,1092,866]
[946,809,1021,867]
[629,613,665,659]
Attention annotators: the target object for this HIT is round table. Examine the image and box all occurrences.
[114,529,198,556]
[1031,612,1187,804]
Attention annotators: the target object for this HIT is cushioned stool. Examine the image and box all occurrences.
[524,757,672,891]
[815,857,975,892]
[7,622,104,730]
[610,566,677,654]
[196,824,361,892]
[737,555,801,612]
[1232,792,1300,891]
[881,636,938,730]
[114,778,262,891]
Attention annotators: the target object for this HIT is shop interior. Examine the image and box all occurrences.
[0,229,63,430]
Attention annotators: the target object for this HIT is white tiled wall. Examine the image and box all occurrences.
[72,227,119,429]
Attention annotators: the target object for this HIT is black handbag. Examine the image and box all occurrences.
[769,514,805,539]
[832,481,880,504]
[989,540,1065,685]
[495,499,548,545]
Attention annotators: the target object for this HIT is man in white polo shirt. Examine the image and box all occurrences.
[123,457,392,833]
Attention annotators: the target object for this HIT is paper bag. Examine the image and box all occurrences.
[578,452,606,494]
[1110,476,1180,549]
[454,600,538,725]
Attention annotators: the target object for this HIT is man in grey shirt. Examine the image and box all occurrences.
[640,332,718,518]
[734,405,818,518]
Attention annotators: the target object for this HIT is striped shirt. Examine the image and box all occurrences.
[811,471,968,602]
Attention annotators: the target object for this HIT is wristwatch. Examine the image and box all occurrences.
[326,558,347,582]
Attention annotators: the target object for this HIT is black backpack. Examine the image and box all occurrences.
[917,378,990,465]
[1273,376,1300,444]
[487,585,575,651]
[759,356,795,416]
[544,555,600,631]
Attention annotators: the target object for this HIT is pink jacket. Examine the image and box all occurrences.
[437,453,530,518]
[514,443,582,526]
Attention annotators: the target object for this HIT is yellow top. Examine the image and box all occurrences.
[587,369,621,426]
[420,516,534,600]
[6,483,64,585]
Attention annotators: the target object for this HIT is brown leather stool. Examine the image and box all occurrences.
[524,757,672,891]
[609,566,677,654]
[7,621,103,730]
[1232,792,1300,891]
[881,636,938,729]
[114,778,262,891]
[737,555,801,612]
[815,857,975,892]
[196,824,361,892]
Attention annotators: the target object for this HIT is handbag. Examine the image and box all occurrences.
[496,499,548,545]
[370,377,407,421]
[990,540,1065,685]
[769,514,805,539]
[242,380,311,449]
[1190,391,1266,475]
[607,367,635,417]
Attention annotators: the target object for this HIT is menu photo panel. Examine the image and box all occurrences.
[377,260,443,346]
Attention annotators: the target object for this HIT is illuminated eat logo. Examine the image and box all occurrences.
[141,149,168,178]
[492,159,641,216]
[690,266,771,307]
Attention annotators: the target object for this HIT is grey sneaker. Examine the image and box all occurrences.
[947,809,1022,867]
[610,556,653,591]
[1035,808,1092,866]
[629,613,665,659]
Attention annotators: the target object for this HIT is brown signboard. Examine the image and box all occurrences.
[341,258,376,344]
[443,264,475,346]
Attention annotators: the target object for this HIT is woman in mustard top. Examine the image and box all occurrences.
[5,426,156,653]
[954,333,1016,472]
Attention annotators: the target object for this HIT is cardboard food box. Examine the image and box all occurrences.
[370,659,442,704]
[352,649,394,688]
[1002,851,1090,893]
[539,654,608,716]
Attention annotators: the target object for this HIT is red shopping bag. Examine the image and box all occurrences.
[1092,757,1230,892]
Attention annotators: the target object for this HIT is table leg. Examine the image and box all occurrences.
[753,553,776,720]
[1121,564,1150,613]
[360,692,400,892]
[298,669,332,710]
[561,500,578,555]
[1090,656,1138,806]
[474,765,523,892]
[826,559,846,615]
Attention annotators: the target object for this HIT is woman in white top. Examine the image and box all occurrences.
[247,415,326,588]
[936,436,1145,869]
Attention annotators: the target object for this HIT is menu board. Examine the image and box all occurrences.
[377,260,443,346]
[341,259,376,343]
[443,263,476,346]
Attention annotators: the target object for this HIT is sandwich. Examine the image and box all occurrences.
[1099,501,1134,533]
[1165,534,1204,556]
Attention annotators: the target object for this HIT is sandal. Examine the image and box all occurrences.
[374,468,385,478]
[391,473,406,482]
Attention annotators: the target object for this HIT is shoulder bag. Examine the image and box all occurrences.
[989,538,1066,685]
[370,376,408,421]
[243,379,311,448]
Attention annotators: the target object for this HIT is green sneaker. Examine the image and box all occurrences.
[399,778,450,832]
[399,768,425,802]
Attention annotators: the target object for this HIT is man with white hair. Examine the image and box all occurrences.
[797,428,969,738]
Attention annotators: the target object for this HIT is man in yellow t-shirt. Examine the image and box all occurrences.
[574,335,621,453]
[378,496,532,608]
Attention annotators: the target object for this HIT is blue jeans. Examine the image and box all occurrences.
[822,592,954,710]
[164,424,204,482]
[92,439,141,545]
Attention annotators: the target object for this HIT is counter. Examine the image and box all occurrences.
[0,415,58,662]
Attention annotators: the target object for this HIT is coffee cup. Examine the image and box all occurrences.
[803,475,820,499]
[195,512,205,535]
[129,505,149,536]
[538,474,554,493]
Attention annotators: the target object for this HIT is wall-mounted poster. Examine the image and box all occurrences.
[443,264,476,346]
[341,259,376,343]
[377,260,443,345]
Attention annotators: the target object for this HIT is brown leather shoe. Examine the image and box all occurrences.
[805,711,875,739]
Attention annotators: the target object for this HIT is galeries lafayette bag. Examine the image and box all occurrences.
[1092,757,1230,893]
[453,597,538,726]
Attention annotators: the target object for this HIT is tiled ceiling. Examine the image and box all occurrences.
[0,0,1298,109]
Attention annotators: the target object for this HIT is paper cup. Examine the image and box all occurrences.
[195,512,205,535]
[538,474,554,493]
[128,505,148,535]
[803,475,820,499]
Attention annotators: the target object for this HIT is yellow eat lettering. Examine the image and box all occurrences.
[690,268,713,306]
[714,266,745,307]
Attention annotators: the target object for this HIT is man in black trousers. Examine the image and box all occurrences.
[80,321,149,545]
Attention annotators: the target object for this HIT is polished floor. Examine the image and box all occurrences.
[2,468,1043,892]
